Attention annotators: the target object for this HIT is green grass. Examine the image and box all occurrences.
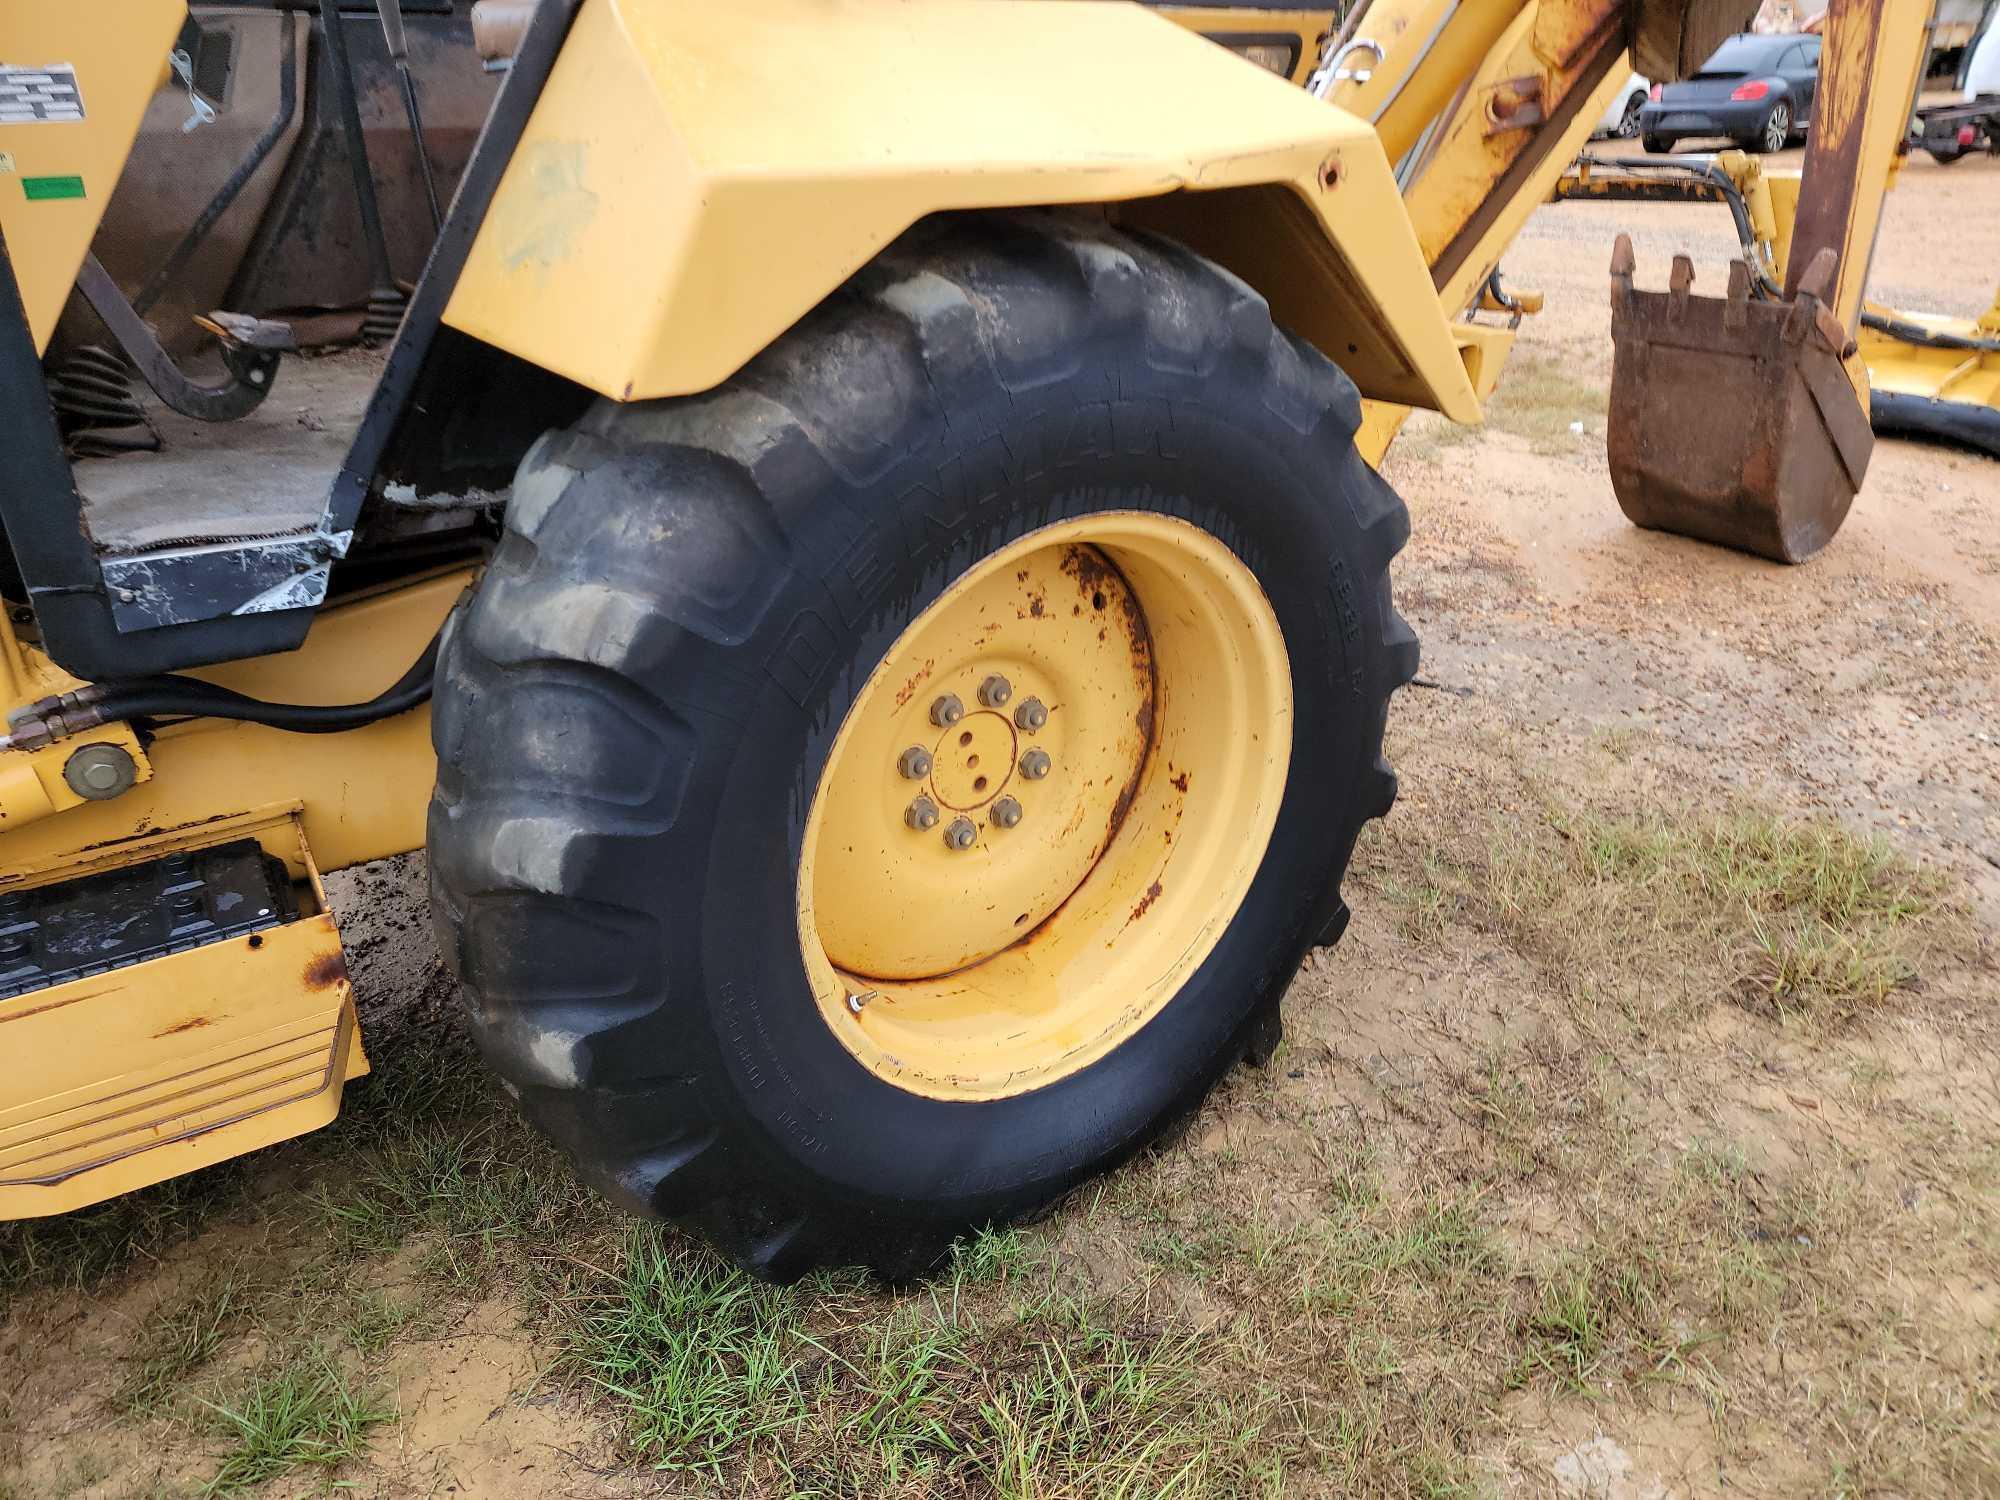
[567,1228,812,1473]
[333,1285,424,1356]
[948,1225,1031,1285]
[1510,1249,1669,1393]
[2,787,1991,1498]
[551,1222,1290,1496]
[960,1305,1271,1500]
[308,1107,597,1291]
[0,1166,250,1311]
[200,1346,392,1496]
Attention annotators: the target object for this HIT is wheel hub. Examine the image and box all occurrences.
[928,711,1018,811]
[807,540,1152,980]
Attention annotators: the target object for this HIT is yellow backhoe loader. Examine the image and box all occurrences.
[0,0,1945,1280]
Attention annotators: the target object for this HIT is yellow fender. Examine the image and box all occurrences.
[444,0,1482,424]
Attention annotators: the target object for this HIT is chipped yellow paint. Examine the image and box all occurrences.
[0,810,367,1219]
[0,570,466,882]
[1784,0,1930,331]
[0,615,150,834]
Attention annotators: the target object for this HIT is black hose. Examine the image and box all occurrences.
[1859,310,2000,354]
[1870,391,2000,459]
[1578,155,1786,298]
[90,629,438,734]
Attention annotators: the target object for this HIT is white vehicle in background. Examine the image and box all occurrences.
[1594,72,1654,139]
[1965,5,2000,95]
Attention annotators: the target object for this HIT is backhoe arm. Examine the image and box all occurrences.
[1786,0,1932,330]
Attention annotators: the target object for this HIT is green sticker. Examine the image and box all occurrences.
[22,174,84,201]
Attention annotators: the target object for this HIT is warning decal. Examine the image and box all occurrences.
[0,64,86,124]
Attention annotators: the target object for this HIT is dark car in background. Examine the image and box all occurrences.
[1639,32,1822,154]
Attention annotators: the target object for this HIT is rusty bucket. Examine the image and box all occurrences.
[1605,235,1875,564]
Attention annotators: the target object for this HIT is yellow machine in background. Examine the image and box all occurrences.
[1,0,1953,1279]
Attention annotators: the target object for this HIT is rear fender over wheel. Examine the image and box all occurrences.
[428,212,1418,1280]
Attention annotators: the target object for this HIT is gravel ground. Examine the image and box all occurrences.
[1383,145,2000,923]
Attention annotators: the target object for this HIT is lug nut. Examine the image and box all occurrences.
[1019,748,1052,780]
[905,796,940,831]
[930,694,965,727]
[978,674,1013,707]
[897,745,933,780]
[1014,697,1048,732]
[943,816,977,851]
[990,796,1023,829]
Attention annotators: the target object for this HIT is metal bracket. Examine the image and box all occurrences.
[1484,75,1546,134]
[100,529,353,632]
[1308,38,1384,99]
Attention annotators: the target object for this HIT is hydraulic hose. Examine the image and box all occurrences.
[1859,310,2000,355]
[1,632,440,752]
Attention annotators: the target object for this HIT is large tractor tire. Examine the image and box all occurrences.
[427,212,1417,1281]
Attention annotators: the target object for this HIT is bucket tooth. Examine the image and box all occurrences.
[1668,253,1695,310]
[1606,244,1875,565]
[1724,261,1752,330]
[1794,245,1838,304]
[1610,232,1637,283]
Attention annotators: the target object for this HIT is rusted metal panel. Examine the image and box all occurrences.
[1484,74,1547,133]
[1607,235,1874,564]
[1783,0,1931,330]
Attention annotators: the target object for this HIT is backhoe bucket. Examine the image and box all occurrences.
[1605,235,1875,564]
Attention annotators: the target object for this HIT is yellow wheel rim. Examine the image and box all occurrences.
[797,513,1292,1100]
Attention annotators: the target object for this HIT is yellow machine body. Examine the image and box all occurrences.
[0,809,367,1218]
[1859,288,2000,415]
[441,0,1482,422]
[0,0,183,354]
[0,576,458,1216]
